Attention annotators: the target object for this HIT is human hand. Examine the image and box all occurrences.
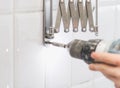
[89,52,120,88]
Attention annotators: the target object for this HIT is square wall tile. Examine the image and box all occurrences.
[15,0,43,12]
[15,12,44,88]
[0,14,13,88]
[43,47,71,88]
[0,0,13,13]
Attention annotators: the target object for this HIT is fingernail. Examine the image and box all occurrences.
[91,52,96,58]
[89,64,95,70]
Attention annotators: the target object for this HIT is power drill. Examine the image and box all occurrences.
[45,39,120,64]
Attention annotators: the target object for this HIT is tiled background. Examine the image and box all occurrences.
[0,0,120,88]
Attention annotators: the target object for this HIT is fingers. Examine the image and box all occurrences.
[91,52,120,66]
[89,63,117,77]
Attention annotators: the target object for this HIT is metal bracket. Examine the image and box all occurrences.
[86,0,95,32]
[43,0,98,44]
[78,0,87,32]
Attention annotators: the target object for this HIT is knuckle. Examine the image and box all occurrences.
[99,66,106,72]
[115,61,120,66]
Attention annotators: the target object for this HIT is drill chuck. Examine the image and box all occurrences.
[68,39,101,64]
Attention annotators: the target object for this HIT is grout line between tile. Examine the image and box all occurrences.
[13,0,15,87]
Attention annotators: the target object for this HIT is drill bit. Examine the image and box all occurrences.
[45,41,68,48]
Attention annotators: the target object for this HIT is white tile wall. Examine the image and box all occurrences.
[14,12,44,88]
[0,15,13,88]
[97,6,116,40]
[43,47,71,88]
[72,81,93,88]
[114,5,120,39]
[92,77,114,88]
[0,0,120,88]
[15,0,43,12]
[72,77,115,88]
[0,0,13,13]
